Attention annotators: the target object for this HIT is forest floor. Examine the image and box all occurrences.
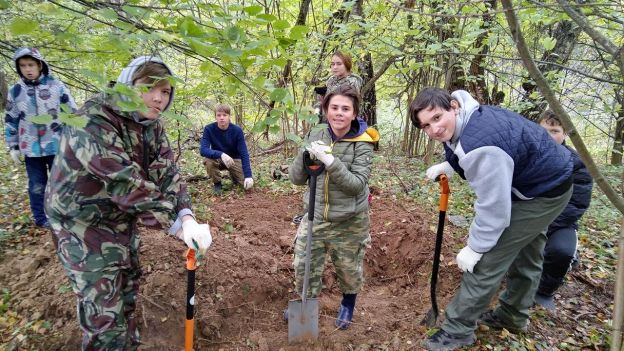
[0,153,616,351]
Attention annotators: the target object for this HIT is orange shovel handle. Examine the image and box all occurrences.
[185,319,194,351]
[185,249,197,351]
[437,174,450,211]
[186,248,197,271]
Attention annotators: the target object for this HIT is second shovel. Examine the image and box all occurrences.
[288,150,325,344]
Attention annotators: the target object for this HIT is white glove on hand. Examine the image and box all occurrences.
[426,161,455,181]
[456,246,483,273]
[9,149,21,165]
[306,140,334,166]
[244,177,254,190]
[182,219,212,255]
[220,153,234,168]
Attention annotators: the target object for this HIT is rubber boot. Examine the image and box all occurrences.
[534,292,556,311]
[213,182,223,195]
[335,294,356,329]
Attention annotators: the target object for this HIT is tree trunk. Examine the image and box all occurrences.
[612,218,624,351]
[358,52,377,128]
[611,112,624,165]
[466,0,497,104]
[519,19,581,120]
[0,70,7,111]
[352,0,377,130]
[263,0,312,140]
[611,90,624,165]
[348,1,378,151]
[309,2,349,84]
[555,0,624,75]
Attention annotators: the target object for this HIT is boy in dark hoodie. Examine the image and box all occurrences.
[535,109,593,310]
[410,88,573,351]
[4,47,77,227]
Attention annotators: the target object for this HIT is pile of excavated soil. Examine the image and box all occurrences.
[0,187,466,350]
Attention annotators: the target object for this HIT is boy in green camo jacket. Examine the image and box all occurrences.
[45,56,212,351]
[288,85,379,330]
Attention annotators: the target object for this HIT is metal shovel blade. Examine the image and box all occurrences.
[288,152,323,344]
[287,297,319,344]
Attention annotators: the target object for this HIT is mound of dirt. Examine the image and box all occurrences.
[0,188,463,350]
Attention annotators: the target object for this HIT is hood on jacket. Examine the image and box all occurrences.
[117,56,175,113]
[449,90,480,145]
[330,117,371,141]
[14,47,49,80]
[341,117,380,143]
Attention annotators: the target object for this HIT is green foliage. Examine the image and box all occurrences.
[223,223,235,233]
[0,288,10,313]
[8,18,38,35]
[541,37,557,51]
[57,284,72,294]
[61,114,84,128]
[29,114,53,125]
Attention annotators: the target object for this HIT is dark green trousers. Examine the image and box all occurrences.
[443,187,572,336]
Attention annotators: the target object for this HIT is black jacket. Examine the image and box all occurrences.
[548,146,593,232]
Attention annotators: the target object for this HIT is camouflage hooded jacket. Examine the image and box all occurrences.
[45,93,191,235]
[326,73,363,95]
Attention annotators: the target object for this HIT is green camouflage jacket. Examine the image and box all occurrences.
[326,73,363,94]
[45,93,191,234]
[289,121,379,223]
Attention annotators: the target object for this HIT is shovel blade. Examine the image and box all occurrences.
[287,298,319,344]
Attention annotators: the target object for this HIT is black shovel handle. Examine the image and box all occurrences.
[300,150,325,303]
[422,174,450,327]
[303,151,324,221]
[303,150,325,177]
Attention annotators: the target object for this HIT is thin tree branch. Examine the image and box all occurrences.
[555,0,624,73]
[500,0,624,216]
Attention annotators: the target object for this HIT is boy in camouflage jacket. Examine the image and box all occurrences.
[45,56,212,350]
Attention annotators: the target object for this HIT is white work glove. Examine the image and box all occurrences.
[456,246,483,273]
[244,177,254,190]
[425,161,455,181]
[306,140,334,166]
[182,219,212,255]
[9,149,21,165]
[220,153,234,168]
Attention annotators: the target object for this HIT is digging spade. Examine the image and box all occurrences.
[421,174,450,327]
[288,150,324,344]
[185,248,197,351]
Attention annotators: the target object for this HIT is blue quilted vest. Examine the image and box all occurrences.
[444,106,572,198]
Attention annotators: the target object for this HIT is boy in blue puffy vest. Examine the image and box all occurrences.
[410,88,573,351]
[4,48,77,227]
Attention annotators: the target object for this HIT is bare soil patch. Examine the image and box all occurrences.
[0,186,610,350]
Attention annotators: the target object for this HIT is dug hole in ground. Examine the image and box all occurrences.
[1,187,609,350]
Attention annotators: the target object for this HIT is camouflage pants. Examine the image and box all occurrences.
[204,158,244,185]
[54,225,141,351]
[293,212,371,298]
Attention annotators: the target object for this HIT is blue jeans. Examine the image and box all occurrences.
[25,155,55,225]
